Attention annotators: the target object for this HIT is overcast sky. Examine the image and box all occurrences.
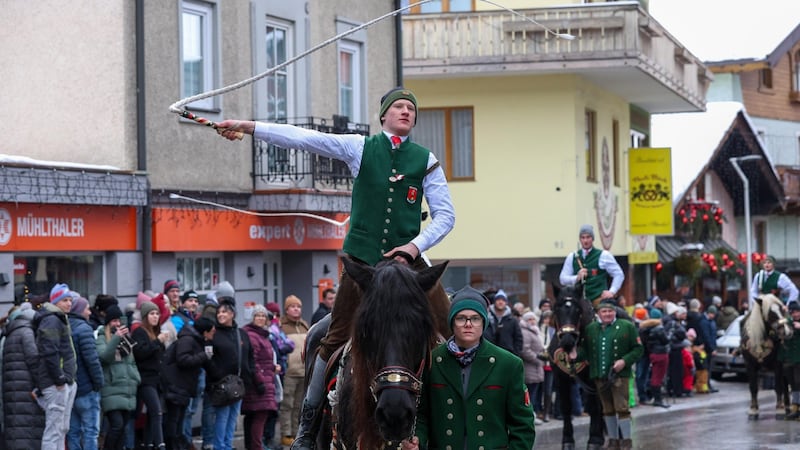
[649,0,800,62]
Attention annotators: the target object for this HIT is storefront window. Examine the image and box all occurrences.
[441,265,531,306]
[177,256,220,291]
[14,255,103,303]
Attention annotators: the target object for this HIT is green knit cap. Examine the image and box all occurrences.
[379,87,418,123]
[448,286,490,330]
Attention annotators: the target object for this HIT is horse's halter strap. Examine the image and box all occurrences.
[369,358,425,404]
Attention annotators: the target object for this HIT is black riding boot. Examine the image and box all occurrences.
[652,390,671,408]
[290,355,328,450]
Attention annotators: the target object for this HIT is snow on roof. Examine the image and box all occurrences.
[0,154,122,172]
[650,102,744,203]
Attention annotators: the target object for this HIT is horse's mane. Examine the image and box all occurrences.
[742,294,783,358]
[347,262,435,449]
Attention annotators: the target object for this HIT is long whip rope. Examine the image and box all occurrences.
[168,0,574,135]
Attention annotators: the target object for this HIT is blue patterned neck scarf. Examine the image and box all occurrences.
[446,337,480,367]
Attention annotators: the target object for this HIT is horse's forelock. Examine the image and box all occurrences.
[345,261,434,448]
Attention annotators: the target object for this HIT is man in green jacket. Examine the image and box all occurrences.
[411,286,536,450]
[578,299,643,450]
[217,87,456,450]
[782,302,800,419]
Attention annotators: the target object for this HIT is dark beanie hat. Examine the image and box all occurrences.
[181,290,199,303]
[105,305,123,323]
[194,317,216,334]
[448,286,490,330]
[94,294,118,312]
[379,87,418,123]
[164,279,180,294]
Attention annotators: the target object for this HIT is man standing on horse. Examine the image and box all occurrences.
[216,87,455,450]
[560,224,624,306]
[750,255,799,307]
[578,299,643,450]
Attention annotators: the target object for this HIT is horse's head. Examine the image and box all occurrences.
[759,294,793,341]
[342,257,447,446]
[553,285,591,352]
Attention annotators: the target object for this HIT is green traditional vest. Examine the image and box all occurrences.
[343,133,429,266]
[572,248,608,301]
[757,271,780,295]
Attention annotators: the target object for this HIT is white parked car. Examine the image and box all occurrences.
[709,315,745,380]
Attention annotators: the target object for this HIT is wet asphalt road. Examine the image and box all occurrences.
[533,379,800,449]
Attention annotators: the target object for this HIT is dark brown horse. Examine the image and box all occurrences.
[306,257,448,449]
[740,294,793,420]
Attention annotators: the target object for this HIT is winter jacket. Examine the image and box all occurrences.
[519,320,544,384]
[131,326,165,386]
[486,306,523,356]
[698,315,717,354]
[310,303,332,326]
[280,316,309,378]
[69,312,104,396]
[96,326,141,412]
[35,302,77,389]
[2,311,45,449]
[161,325,209,406]
[242,323,278,413]
[207,321,255,388]
[639,318,669,355]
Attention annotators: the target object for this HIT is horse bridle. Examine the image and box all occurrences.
[368,352,427,448]
[369,358,426,405]
[556,299,581,340]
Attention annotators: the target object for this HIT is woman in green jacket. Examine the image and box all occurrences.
[96,305,141,450]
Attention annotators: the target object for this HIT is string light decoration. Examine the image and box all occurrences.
[676,200,726,241]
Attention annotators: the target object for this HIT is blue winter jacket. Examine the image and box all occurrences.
[69,312,104,396]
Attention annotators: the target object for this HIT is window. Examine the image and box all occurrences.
[262,252,282,303]
[338,41,362,122]
[415,107,474,180]
[796,51,800,91]
[181,1,216,110]
[402,0,473,13]
[265,20,292,120]
[14,255,103,303]
[177,256,220,291]
[754,220,767,254]
[612,119,620,187]
[585,109,597,182]
[760,68,773,90]
[630,129,646,148]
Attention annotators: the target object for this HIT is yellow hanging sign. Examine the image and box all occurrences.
[629,148,673,236]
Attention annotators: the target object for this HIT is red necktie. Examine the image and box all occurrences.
[391,135,402,148]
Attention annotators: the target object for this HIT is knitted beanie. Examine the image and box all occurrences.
[284,295,302,312]
[448,286,490,330]
[50,283,71,304]
[140,301,159,319]
[163,279,180,294]
[379,87,418,123]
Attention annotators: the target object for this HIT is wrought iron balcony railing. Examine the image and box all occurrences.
[252,116,369,192]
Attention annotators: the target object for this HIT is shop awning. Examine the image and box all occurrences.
[656,236,738,264]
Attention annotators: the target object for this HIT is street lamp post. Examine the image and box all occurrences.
[729,155,762,306]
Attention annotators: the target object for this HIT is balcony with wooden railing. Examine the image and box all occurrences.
[402,2,711,113]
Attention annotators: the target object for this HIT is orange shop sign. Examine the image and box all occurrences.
[152,208,348,252]
[0,204,137,251]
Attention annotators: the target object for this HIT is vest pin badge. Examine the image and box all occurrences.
[389,174,405,183]
[406,186,418,204]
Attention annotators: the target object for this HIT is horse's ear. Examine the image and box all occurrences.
[417,260,449,293]
[552,283,561,300]
[342,257,374,291]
